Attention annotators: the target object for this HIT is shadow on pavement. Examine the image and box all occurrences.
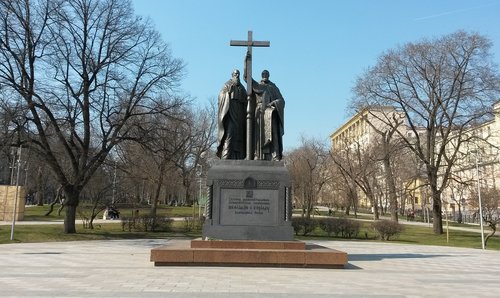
[344,253,452,269]
[348,253,449,261]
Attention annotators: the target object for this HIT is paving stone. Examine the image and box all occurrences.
[0,239,499,297]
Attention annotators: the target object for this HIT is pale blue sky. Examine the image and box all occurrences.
[131,0,500,150]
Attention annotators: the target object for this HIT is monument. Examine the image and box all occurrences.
[202,31,293,241]
[151,31,347,268]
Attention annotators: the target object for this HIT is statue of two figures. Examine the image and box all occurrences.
[216,52,284,161]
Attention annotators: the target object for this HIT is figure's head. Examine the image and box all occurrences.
[261,70,269,82]
[232,69,240,80]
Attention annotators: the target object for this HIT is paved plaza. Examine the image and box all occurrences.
[1,239,500,297]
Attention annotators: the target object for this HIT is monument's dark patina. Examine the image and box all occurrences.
[216,32,284,161]
[216,69,247,160]
[204,31,293,241]
[245,65,285,161]
[229,31,270,160]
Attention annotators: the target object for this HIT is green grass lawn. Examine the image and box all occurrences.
[5,207,499,250]
[3,219,499,250]
[23,205,199,221]
[1,221,201,244]
[294,221,500,251]
[396,224,499,249]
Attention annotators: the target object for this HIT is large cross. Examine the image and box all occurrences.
[230,31,270,160]
[230,31,270,95]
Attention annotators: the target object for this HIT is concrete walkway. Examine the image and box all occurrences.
[1,239,499,297]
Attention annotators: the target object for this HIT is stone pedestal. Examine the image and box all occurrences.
[202,160,294,241]
[150,160,349,269]
[151,239,348,268]
[0,185,26,221]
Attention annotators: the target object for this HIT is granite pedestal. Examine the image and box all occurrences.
[150,160,348,268]
[202,160,294,241]
[150,239,348,268]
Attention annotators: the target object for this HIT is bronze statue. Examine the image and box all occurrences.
[245,53,285,161]
[216,69,247,159]
[227,31,283,161]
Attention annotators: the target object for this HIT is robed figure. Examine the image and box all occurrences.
[216,69,247,159]
[245,53,285,161]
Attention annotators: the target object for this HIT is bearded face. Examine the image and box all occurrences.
[231,70,240,83]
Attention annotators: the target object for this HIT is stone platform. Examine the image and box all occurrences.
[202,160,294,241]
[150,240,348,268]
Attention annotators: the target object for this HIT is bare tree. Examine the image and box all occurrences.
[332,141,381,219]
[362,112,406,221]
[117,101,216,221]
[78,164,114,229]
[447,178,472,223]
[0,0,185,233]
[286,137,330,219]
[352,31,500,234]
[118,107,188,218]
[172,104,217,207]
[320,148,358,215]
[470,187,500,247]
[0,97,26,184]
[333,160,359,216]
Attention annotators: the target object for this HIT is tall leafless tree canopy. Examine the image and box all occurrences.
[116,101,216,218]
[332,141,382,220]
[352,31,500,234]
[0,0,186,233]
[286,137,331,219]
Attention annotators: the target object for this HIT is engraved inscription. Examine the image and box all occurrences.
[218,179,280,189]
[220,188,278,226]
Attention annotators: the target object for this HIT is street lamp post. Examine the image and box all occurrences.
[10,146,22,241]
[473,150,486,250]
[112,161,117,204]
[197,165,202,219]
[9,147,16,185]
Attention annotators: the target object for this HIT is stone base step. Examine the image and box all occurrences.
[150,240,348,269]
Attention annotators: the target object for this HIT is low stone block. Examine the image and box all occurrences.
[190,240,305,250]
[305,250,348,266]
[150,240,348,268]
[150,248,193,263]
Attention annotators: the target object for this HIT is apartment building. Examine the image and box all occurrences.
[331,106,406,151]
[330,102,500,219]
[330,106,409,211]
[442,102,500,218]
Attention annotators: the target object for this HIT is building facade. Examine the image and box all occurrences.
[330,102,500,221]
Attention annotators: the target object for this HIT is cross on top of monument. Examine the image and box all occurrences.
[230,31,270,96]
[230,31,270,50]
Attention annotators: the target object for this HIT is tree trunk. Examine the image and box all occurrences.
[351,191,358,218]
[89,214,96,230]
[150,168,165,230]
[305,195,312,219]
[64,205,77,233]
[382,157,398,222]
[183,176,192,205]
[368,191,379,220]
[484,223,496,247]
[36,191,44,206]
[457,203,463,224]
[63,187,80,234]
[151,174,164,217]
[432,192,443,234]
[36,167,44,206]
